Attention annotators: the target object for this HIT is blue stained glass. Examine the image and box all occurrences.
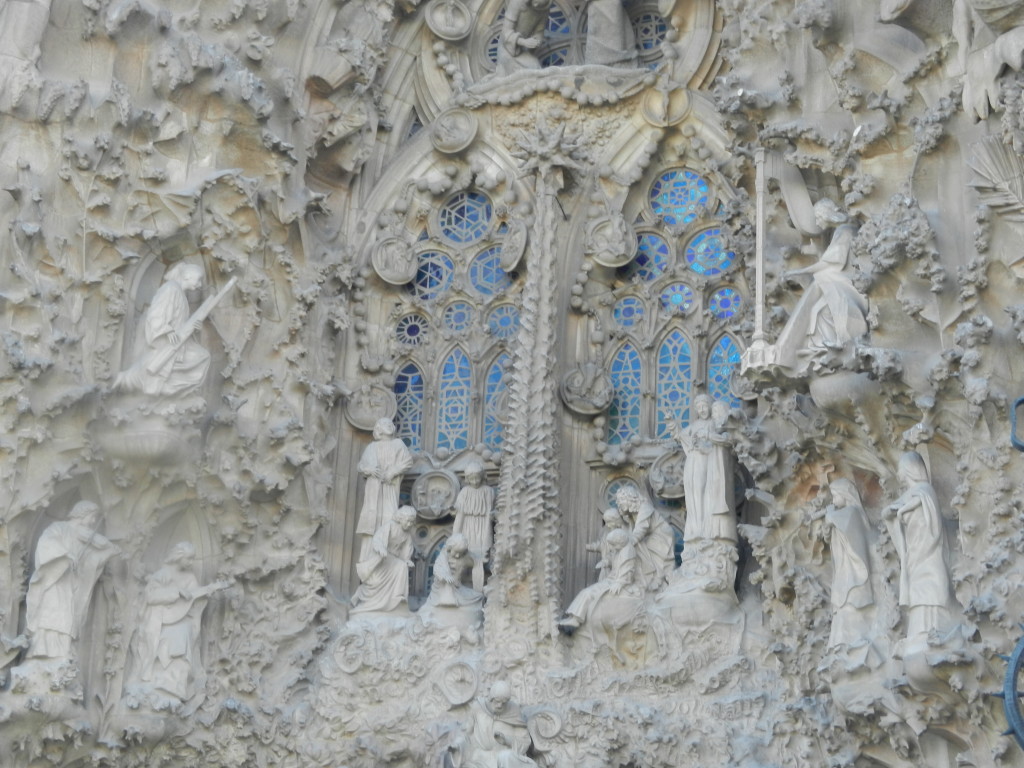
[709,287,742,319]
[632,12,667,51]
[613,297,644,327]
[438,348,472,452]
[470,246,512,296]
[607,343,642,445]
[541,47,569,67]
[685,228,734,276]
[606,477,641,508]
[546,6,570,34]
[439,191,492,244]
[488,305,519,338]
[409,251,454,301]
[486,31,501,66]
[443,301,473,331]
[394,362,424,450]
[649,169,710,226]
[659,282,694,314]
[656,330,692,438]
[484,353,510,450]
[708,335,742,408]
[396,313,429,345]
[619,232,669,282]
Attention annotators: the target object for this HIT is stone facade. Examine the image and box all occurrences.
[1,0,1024,766]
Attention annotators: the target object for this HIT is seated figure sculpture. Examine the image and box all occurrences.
[614,487,674,592]
[494,0,549,75]
[420,533,484,640]
[449,680,538,768]
[350,506,417,616]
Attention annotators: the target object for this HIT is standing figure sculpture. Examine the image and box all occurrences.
[584,0,638,66]
[115,263,214,399]
[673,394,735,543]
[773,200,868,374]
[494,0,549,75]
[825,479,876,656]
[24,501,119,663]
[614,487,674,592]
[356,417,414,561]
[452,462,495,592]
[884,451,953,639]
[133,542,230,707]
[351,505,417,615]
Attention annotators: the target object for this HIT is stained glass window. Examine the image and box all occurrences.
[443,301,473,332]
[684,228,734,276]
[484,353,510,450]
[619,232,669,282]
[396,313,429,345]
[709,287,741,319]
[438,348,472,452]
[487,305,519,338]
[659,283,695,314]
[708,335,741,407]
[632,12,667,51]
[649,170,710,226]
[470,246,512,296]
[656,330,692,438]
[439,191,492,244]
[607,343,642,445]
[409,251,454,301]
[613,297,644,328]
[394,362,424,450]
[541,47,570,67]
[547,5,570,34]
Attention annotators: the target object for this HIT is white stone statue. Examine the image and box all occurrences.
[584,0,638,66]
[24,501,119,663]
[825,479,877,658]
[614,487,674,592]
[114,263,219,399]
[585,507,627,582]
[672,394,736,544]
[557,528,642,650]
[494,0,549,75]
[132,542,230,708]
[773,200,868,374]
[953,0,1024,120]
[356,417,414,562]
[884,451,953,639]
[351,505,417,616]
[449,680,538,768]
[452,462,495,592]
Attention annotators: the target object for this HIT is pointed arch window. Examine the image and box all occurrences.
[438,348,473,452]
[484,353,510,450]
[608,343,642,445]
[656,329,692,439]
[708,335,741,408]
[394,362,425,450]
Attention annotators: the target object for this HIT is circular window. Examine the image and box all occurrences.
[684,228,734,276]
[487,304,520,339]
[439,191,492,244]
[649,169,710,226]
[409,251,454,301]
[443,301,474,331]
[709,287,742,319]
[619,232,669,282]
[396,313,429,345]
[469,246,512,296]
[659,282,695,314]
[613,297,645,327]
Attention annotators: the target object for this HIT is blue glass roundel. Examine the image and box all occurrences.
[684,228,734,276]
[396,313,429,345]
[439,191,492,244]
[443,301,474,331]
[709,287,742,319]
[649,169,710,225]
[409,251,454,301]
[619,232,669,282]
[470,247,512,296]
[487,304,519,338]
[659,283,695,314]
[613,297,645,327]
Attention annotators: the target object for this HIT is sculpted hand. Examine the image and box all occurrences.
[520,35,540,49]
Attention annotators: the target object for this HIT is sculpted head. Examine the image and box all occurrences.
[614,487,641,514]
[166,541,197,567]
[606,527,629,552]
[446,532,468,559]
[897,451,930,488]
[395,505,418,530]
[373,417,396,440]
[464,461,484,487]
[601,507,624,529]
[165,263,204,291]
[829,478,861,508]
[69,500,100,526]
[694,394,712,420]
[813,198,849,229]
[486,680,512,713]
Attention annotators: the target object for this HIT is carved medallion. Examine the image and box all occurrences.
[499,219,528,270]
[371,236,417,285]
[345,384,398,431]
[560,362,614,415]
[431,108,477,154]
[437,660,478,705]
[425,0,473,41]
[584,214,636,268]
[641,87,692,127]
[649,448,687,499]
[411,469,460,519]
